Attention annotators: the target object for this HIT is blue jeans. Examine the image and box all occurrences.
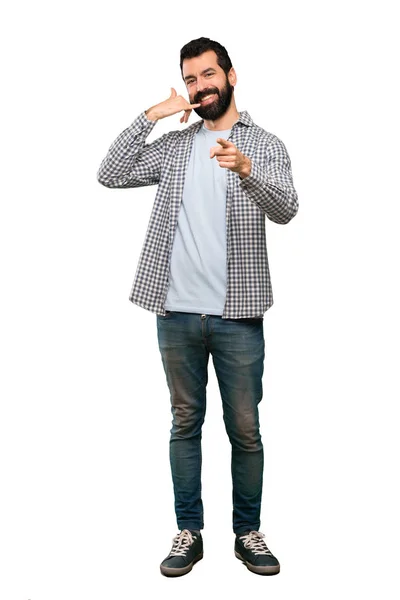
[156,311,265,535]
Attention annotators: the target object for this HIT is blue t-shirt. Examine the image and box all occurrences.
[164,124,232,315]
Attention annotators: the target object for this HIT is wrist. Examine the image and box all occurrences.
[239,157,251,179]
[145,107,160,121]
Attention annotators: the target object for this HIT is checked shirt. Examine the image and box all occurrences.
[97,110,298,318]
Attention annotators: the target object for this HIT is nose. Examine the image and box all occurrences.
[196,78,207,92]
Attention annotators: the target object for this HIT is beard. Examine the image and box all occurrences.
[191,76,234,120]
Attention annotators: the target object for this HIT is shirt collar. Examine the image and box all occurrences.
[235,110,253,127]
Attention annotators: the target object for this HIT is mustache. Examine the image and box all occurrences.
[194,88,220,103]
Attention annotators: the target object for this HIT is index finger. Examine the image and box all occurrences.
[216,138,233,147]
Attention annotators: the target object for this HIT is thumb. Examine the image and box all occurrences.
[210,145,218,158]
[170,87,177,98]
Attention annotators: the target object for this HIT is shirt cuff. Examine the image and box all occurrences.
[129,110,159,131]
[239,159,267,190]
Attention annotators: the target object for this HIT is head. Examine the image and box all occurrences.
[180,37,236,120]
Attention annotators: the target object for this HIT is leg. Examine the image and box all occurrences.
[209,317,265,535]
[156,311,209,531]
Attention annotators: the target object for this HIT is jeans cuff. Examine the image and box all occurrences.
[178,521,203,531]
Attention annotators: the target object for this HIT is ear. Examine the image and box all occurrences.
[228,67,237,87]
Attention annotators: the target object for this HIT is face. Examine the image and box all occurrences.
[182,50,236,120]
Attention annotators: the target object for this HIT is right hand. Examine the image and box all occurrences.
[146,88,201,123]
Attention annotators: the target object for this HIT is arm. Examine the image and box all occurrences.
[239,137,299,224]
[97,89,201,189]
[97,111,165,189]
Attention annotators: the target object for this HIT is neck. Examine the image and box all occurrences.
[202,98,240,131]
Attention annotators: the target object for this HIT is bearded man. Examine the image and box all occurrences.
[97,36,298,577]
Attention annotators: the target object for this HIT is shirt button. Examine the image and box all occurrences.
[201,314,206,319]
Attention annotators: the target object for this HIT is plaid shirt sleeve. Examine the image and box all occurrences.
[97,111,165,188]
[239,136,298,224]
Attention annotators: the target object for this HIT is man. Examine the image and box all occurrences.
[97,37,298,577]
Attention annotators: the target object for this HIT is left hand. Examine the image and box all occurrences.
[210,138,251,178]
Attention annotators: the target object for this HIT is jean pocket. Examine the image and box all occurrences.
[157,310,173,320]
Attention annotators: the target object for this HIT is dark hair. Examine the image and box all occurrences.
[180,37,233,77]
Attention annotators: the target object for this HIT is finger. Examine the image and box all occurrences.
[210,144,224,158]
[210,146,219,158]
[216,138,234,148]
[216,155,236,165]
[210,146,233,158]
[182,109,192,123]
[170,87,177,98]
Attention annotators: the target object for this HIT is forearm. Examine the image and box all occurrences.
[239,159,298,223]
[97,111,159,188]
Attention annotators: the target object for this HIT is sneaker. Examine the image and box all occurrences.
[160,529,203,577]
[235,530,280,575]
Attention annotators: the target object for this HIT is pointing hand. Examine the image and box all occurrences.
[210,138,252,178]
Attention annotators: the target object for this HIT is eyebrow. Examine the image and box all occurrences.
[183,68,216,82]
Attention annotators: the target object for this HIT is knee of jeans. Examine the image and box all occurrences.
[171,405,205,439]
[223,414,262,451]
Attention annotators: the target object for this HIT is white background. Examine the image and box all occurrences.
[1,0,399,598]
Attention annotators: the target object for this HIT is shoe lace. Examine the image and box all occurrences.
[238,530,272,555]
[169,529,196,557]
